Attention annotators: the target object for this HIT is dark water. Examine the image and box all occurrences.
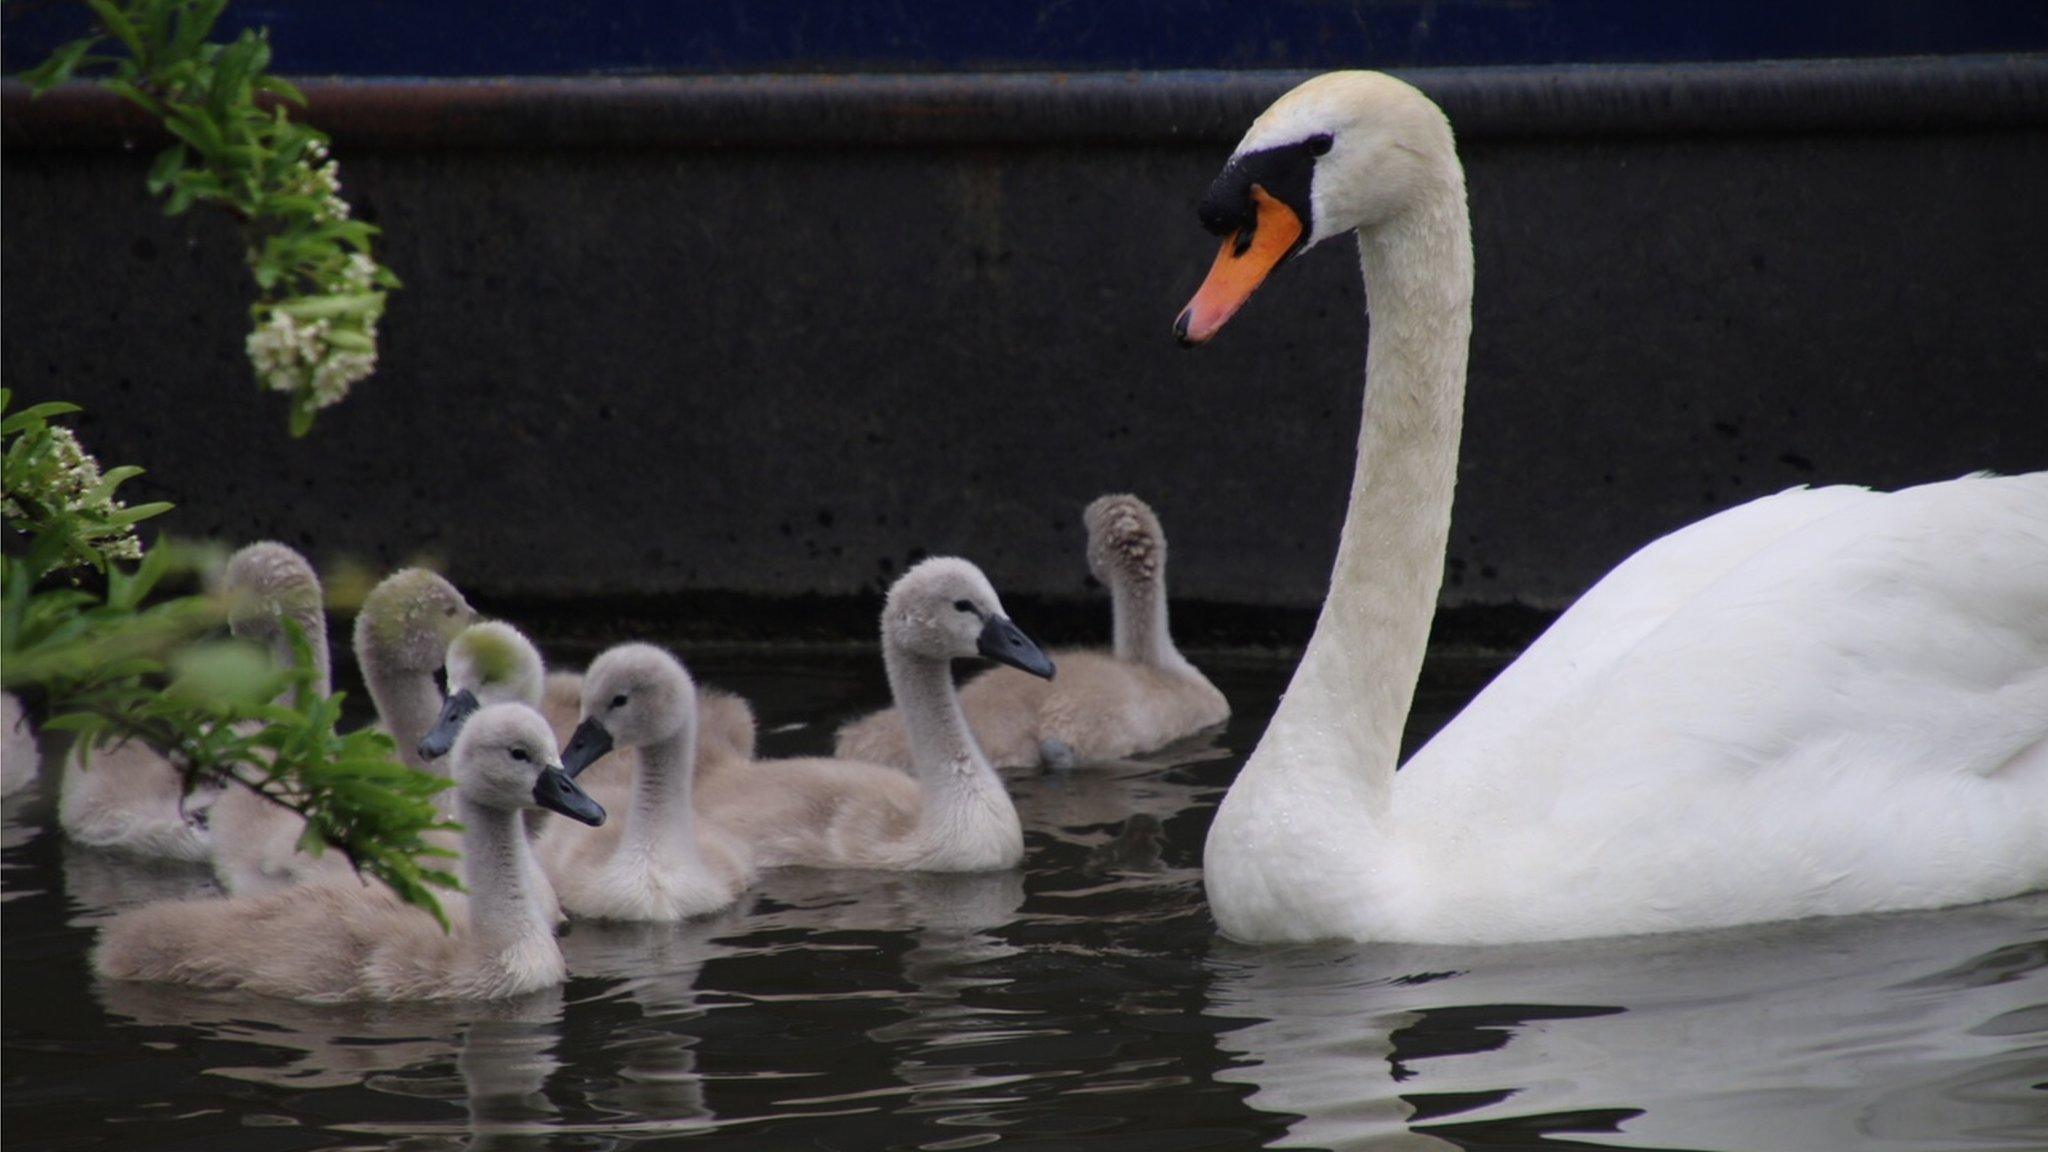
[5,649,2045,1151]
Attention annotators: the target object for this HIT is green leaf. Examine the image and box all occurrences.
[22,36,103,94]
[84,0,146,60]
[256,75,306,106]
[2,401,84,435]
[274,292,382,320]
[145,143,189,195]
[162,104,226,156]
[102,502,174,528]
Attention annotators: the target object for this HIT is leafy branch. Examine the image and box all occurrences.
[1,392,458,924]
[21,0,399,436]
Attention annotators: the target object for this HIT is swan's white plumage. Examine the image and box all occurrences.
[1197,71,2048,944]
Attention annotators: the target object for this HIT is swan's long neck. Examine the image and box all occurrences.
[625,725,701,861]
[1256,182,1472,818]
[886,646,1000,801]
[364,659,442,776]
[1111,575,1186,672]
[459,796,550,954]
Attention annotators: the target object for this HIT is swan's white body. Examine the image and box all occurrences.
[1196,72,2048,944]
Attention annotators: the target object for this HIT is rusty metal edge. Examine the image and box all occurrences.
[6,57,2047,150]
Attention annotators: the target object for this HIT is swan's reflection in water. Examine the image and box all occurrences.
[1207,893,2048,1150]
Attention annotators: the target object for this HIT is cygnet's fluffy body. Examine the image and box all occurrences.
[212,556,474,895]
[415,620,567,924]
[57,537,284,858]
[208,543,356,893]
[537,644,753,920]
[57,738,210,861]
[700,558,1053,872]
[836,496,1226,768]
[2,691,37,799]
[94,704,604,1002]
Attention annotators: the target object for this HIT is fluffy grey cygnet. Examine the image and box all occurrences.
[702,557,1054,872]
[94,702,605,1002]
[835,495,1227,769]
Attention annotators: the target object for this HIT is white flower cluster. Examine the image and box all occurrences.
[0,426,144,562]
[245,310,378,409]
[339,252,378,291]
[287,140,350,222]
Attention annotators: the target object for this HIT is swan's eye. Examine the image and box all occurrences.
[610,694,628,709]
[510,747,531,763]
[953,599,975,614]
[1306,134,1333,157]
[444,605,459,618]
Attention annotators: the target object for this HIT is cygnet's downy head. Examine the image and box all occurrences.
[559,643,694,777]
[418,621,547,762]
[1083,494,1166,591]
[883,557,1055,680]
[221,542,324,642]
[352,568,475,675]
[1175,71,1458,345]
[451,702,604,826]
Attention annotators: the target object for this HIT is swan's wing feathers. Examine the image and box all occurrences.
[1408,484,1879,786]
[1565,472,2048,789]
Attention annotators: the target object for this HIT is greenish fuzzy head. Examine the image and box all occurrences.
[446,620,544,706]
[353,568,475,673]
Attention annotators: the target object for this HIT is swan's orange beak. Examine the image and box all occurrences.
[1174,186,1304,346]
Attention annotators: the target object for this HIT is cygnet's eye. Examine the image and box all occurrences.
[444,605,459,618]
[953,600,975,614]
[609,694,628,710]
[510,747,531,763]
[1306,133,1333,156]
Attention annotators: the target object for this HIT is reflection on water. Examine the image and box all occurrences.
[1209,897,2048,1151]
[4,650,2045,1151]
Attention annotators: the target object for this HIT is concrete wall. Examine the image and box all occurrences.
[5,64,2044,640]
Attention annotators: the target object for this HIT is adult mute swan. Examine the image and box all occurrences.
[95,703,605,1002]
[1177,71,2048,944]
[835,494,1227,769]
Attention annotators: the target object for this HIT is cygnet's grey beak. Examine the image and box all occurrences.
[560,717,615,778]
[532,765,605,827]
[977,615,1056,680]
[416,689,480,761]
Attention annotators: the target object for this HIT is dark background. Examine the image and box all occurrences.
[5,3,2045,642]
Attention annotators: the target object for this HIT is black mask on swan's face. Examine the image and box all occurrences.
[1176,133,1330,346]
[1197,134,1328,250]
